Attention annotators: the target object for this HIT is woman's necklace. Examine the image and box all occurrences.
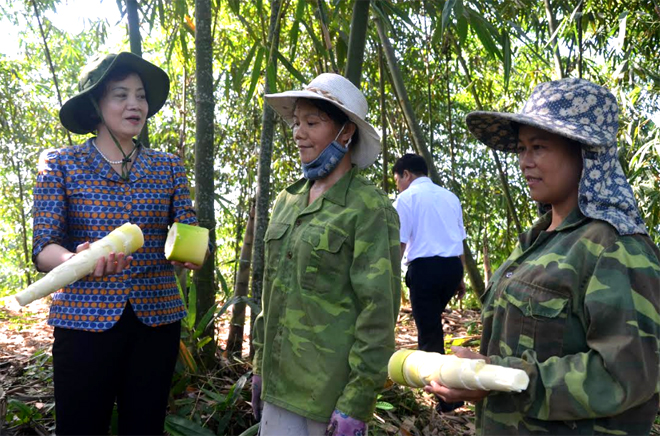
[92,138,137,165]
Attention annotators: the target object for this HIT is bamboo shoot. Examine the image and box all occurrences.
[388,349,529,393]
[164,222,209,265]
[15,223,144,306]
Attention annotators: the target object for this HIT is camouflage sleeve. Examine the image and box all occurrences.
[489,236,660,421]
[335,206,402,421]
[252,303,265,375]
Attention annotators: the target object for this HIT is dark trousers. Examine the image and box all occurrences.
[405,256,463,354]
[53,302,181,436]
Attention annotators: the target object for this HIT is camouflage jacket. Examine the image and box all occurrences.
[252,166,401,422]
[477,208,660,435]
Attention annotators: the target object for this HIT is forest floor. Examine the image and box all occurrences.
[1,296,658,435]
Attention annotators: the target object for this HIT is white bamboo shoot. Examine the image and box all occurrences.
[164,223,209,266]
[388,349,529,393]
[15,223,144,306]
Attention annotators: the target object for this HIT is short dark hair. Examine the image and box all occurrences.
[393,153,428,176]
[89,66,145,128]
[296,97,360,145]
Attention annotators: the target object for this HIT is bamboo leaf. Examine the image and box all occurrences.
[245,47,265,105]
[266,61,277,94]
[187,278,197,328]
[457,15,468,45]
[218,270,230,297]
[454,0,465,19]
[441,0,456,37]
[157,0,165,27]
[301,19,327,61]
[275,50,308,84]
[164,415,215,436]
[503,30,511,91]
[196,336,213,349]
[235,42,258,92]
[289,0,305,59]
[179,27,189,60]
[183,15,195,35]
[467,9,502,60]
[237,424,260,436]
[381,0,415,28]
[193,304,217,340]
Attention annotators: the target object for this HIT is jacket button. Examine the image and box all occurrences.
[295,219,301,227]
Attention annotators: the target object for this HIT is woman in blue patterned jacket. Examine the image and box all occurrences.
[32,52,202,435]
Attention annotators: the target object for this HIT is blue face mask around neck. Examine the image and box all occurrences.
[301,124,351,180]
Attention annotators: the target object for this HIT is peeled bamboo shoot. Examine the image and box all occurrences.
[14,223,144,306]
[164,223,209,265]
[388,349,529,393]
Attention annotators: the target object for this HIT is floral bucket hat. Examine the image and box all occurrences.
[59,52,170,134]
[466,77,647,235]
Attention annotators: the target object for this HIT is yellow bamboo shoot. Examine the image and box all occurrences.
[388,349,529,393]
[164,223,209,265]
[15,223,144,306]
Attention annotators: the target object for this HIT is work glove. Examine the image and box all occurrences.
[251,374,263,421]
[325,409,367,436]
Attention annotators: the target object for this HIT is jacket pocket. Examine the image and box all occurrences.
[502,280,569,362]
[264,222,289,281]
[299,224,348,293]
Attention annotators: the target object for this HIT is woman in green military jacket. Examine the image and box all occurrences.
[426,78,660,435]
[250,73,401,436]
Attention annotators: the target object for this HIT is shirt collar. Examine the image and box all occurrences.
[518,207,589,249]
[285,165,358,207]
[78,138,151,183]
[409,176,431,187]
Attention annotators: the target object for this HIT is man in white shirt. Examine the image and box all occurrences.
[393,154,466,412]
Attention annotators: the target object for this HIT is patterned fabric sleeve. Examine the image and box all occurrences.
[335,205,401,421]
[169,154,197,226]
[489,235,660,422]
[32,149,68,266]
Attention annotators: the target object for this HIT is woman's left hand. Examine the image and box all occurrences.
[325,409,366,436]
[170,260,203,271]
[424,346,491,403]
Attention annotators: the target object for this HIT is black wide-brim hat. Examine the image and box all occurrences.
[59,52,170,134]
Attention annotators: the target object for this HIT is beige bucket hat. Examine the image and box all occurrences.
[264,73,381,169]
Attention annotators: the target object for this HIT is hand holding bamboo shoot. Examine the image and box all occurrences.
[15,223,144,306]
[164,223,209,266]
[388,349,529,393]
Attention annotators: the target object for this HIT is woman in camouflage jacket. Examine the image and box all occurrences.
[427,78,660,435]
[250,73,401,436]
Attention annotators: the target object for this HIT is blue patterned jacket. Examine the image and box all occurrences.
[32,139,196,331]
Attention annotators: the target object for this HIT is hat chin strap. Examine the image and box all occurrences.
[89,96,140,181]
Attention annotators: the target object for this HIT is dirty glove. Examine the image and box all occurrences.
[325,409,367,436]
[251,374,263,421]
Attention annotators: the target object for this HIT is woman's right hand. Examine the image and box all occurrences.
[74,241,133,277]
[251,374,263,421]
[424,346,491,403]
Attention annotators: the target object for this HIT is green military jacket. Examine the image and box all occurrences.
[252,166,401,422]
[477,208,660,435]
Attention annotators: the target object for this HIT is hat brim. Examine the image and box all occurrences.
[265,90,381,169]
[466,111,610,152]
[59,52,170,134]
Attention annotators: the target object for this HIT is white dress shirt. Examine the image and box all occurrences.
[393,177,466,264]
